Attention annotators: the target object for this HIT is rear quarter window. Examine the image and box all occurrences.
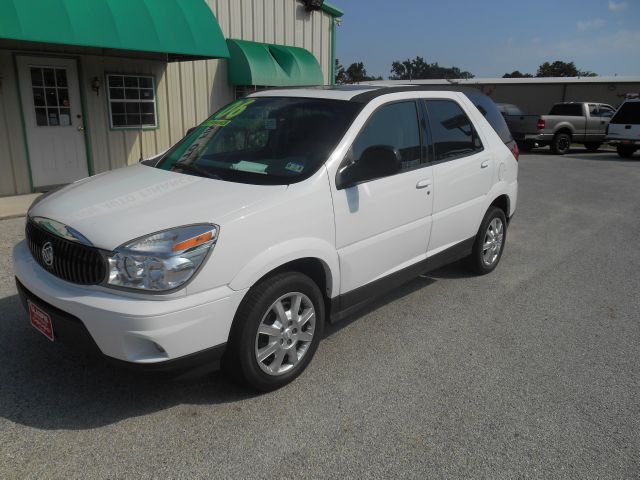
[462,91,513,144]
[611,102,640,124]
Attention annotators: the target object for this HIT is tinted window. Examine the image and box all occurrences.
[352,101,422,171]
[426,100,482,161]
[610,102,640,124]
[549,104,583,116]
[462,91,513,144]
[157,97,361,185]
[597,105,615,118]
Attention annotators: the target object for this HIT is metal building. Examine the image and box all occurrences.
[369,77,640,115]
[0,0,343,197]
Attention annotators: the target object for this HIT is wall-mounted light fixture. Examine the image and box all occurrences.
[91,76,101,96]
[301,0,323,12]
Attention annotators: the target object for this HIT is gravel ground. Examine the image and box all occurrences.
[0,150,639,479]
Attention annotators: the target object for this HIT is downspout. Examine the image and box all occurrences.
[330,17,337,85]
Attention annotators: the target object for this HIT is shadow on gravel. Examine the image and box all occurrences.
[564,153,638,162]
[0,262,462,430]
[0,293,252,431]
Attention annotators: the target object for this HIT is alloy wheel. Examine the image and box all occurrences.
[482,218,504,266]
[254,292,316,376]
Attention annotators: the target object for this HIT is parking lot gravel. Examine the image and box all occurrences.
[1,150,639,479]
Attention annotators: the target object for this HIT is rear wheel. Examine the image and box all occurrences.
[466,207,507,275]
[550,133,571,155]
[617,145,636,158]
[224,272,324,392]
[584,142,601,152]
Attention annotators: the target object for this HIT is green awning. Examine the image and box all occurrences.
[0,0,229,61]
[227,39,324,87]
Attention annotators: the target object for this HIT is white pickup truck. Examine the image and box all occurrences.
[606,99,640,158]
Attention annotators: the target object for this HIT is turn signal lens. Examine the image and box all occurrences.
[173,231,214,252]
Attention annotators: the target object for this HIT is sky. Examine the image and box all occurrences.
[335,0,640,79]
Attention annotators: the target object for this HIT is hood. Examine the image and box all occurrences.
[29,164,288,250]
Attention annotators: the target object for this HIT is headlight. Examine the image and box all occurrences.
[107,224,218,292]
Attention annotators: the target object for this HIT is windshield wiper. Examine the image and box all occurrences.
[172,161,222,180]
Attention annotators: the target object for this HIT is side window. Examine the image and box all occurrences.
[352,101,422,172]
[596,105,615,118]
[588,104,598,116]
[425,100,482,161]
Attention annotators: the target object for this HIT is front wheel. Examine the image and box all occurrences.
[550,133,571,155]
[224,272,325,392]
[466,207,507,275]
[617,145,636,158]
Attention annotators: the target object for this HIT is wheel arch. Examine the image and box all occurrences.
[490,194,510,219]
[554,126,573,138]
[228,238,340,299]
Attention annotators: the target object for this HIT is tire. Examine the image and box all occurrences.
[518,141,534,152]
[550,133,571,155]
[617,145,636,158]
[584,142,601,152]
[466,206,507,275]
[223,271,325,392]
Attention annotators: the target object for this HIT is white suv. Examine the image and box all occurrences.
[14,86,518,391]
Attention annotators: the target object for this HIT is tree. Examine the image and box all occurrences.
[335,59,347,84]
[389,56,474,80]
[335,59,382,84]
[536,61,598,77]
[502,70,533,78]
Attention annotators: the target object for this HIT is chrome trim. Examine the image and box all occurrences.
[29,217,94,246]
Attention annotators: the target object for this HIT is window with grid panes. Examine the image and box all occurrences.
[106,74,157,128]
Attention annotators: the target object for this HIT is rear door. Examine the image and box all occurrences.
[424,97,493,255]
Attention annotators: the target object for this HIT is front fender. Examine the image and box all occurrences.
[228,237,340,297]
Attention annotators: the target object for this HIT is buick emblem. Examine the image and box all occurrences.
[42,242,54,267]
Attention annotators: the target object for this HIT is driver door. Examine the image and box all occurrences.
[331,100,434,297]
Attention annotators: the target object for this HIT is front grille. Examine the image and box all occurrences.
[25,220,107,285]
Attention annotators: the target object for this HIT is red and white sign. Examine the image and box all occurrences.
[28,300,54,341]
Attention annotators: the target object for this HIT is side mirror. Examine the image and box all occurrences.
[336,145,401,190]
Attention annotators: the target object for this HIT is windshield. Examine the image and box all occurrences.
[157,97,361,185]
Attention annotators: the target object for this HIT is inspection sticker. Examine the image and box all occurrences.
[285,162,304,173]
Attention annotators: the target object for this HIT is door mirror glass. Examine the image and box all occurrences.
[336,145,401,189]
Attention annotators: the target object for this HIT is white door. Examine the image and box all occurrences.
[331,100,434,295]
[17,56,88,188]
[424,98,494,255]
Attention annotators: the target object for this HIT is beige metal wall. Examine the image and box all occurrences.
[0,50,31,195]
[476,82,640,114]
[0,0,335,197]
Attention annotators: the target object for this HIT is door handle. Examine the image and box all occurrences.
[480,160,489,168]
[416,179,431,189]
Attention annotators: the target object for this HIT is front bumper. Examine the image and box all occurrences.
[13,240,247,368]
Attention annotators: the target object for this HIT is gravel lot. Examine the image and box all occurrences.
[1,150,639,479]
